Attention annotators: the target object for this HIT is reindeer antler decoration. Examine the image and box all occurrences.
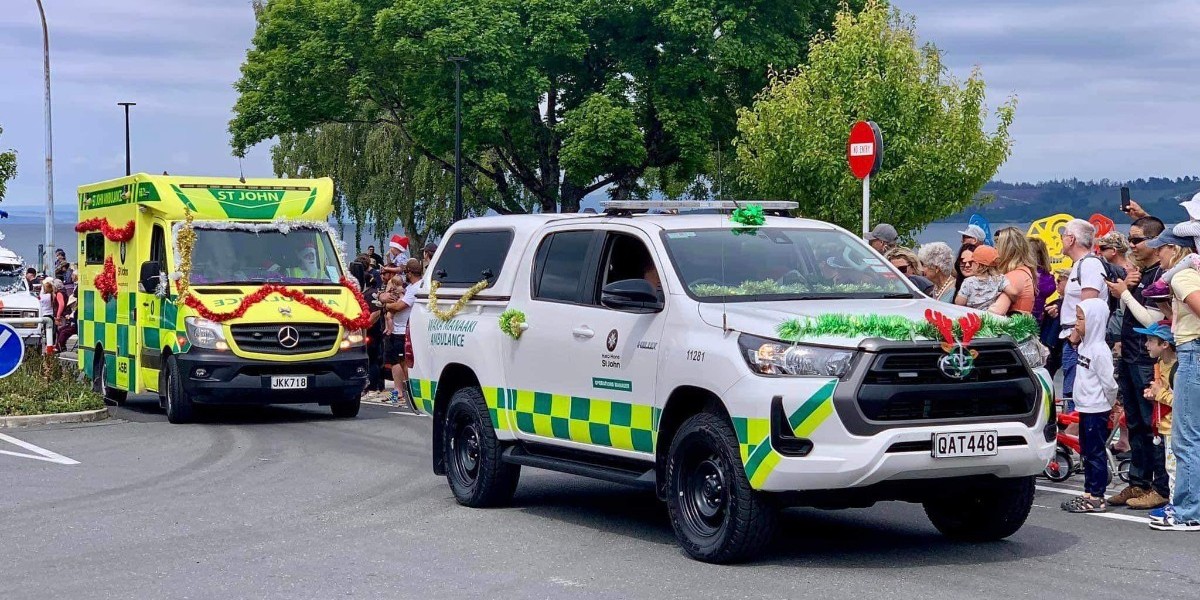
[924,309,957,352]
[957,313,982,345]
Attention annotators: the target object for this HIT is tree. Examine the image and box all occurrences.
[735,0,1015,236]
[271,122,524,249]
[0,125,16,204]
[230,0,856,214]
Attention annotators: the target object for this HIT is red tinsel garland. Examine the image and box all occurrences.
[93,257,119,302]
[76,218,136,242]
[181,277,371,331]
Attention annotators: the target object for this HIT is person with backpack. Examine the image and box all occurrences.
[1059,219,1111,413]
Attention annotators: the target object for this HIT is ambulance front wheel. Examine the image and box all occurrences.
[164,355,195,424]
[91,350,127,406]
[330,392,361,418]
[443,386,520,508]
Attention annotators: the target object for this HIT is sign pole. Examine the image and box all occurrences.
[862,174,870,237]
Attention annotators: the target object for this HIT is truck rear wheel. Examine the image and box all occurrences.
[91,350,127,406]
[164,355,195,424]
[443,386,520,507]
[666,412,776,563]
[923,476,1034,541]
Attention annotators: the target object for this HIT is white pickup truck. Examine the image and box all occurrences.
[408,201,1056,563]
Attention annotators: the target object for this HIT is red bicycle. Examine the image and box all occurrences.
[1043,409,1131,484]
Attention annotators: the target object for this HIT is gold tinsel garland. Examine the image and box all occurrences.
[173,207,196,302]
[428,279,490,321]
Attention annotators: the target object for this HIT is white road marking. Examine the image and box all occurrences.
[1035,485,1151,524]
[0,432,80,465]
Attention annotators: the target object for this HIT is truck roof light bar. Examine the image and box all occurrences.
[600,200,799,217]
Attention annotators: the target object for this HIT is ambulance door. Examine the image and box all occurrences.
[136,220,170,393]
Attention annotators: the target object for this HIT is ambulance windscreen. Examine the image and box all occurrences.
[189,227,343,285]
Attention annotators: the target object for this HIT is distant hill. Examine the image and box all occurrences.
[942,176,1200,224]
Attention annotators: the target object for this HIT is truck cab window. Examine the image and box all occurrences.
[150,224,167,265]
[533,231,594,303]
[595,233,658,303]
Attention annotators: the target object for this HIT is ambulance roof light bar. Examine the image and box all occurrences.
[601,200,798,216]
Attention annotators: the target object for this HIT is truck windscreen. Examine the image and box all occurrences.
[189,227,344,285]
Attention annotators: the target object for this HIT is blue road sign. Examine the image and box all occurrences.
[0,322,26,378]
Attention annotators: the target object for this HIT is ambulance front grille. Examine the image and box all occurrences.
[230,323,340,355]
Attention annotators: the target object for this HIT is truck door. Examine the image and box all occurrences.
[506,226,667,459]
[137,221,170,393]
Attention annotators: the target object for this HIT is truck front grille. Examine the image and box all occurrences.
[230,323,340,355]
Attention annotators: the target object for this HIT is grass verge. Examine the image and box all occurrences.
[0,354,106,417]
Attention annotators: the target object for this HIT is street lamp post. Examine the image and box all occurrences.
[448,57,467,223]
[35,0,54,275]
[118,102,135,176]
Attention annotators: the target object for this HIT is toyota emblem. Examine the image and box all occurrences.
[277,326,300,349]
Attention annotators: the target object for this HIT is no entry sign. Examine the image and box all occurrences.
[847,121,883,180]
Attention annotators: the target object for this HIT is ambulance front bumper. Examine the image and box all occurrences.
[176,348,368,404]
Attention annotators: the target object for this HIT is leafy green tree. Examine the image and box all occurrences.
[231,0,855,213]
[735,0,1015,236]
[0,125,16,204]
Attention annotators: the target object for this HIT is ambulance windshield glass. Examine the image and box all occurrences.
[662,227,913,301]
[188,227,344,285]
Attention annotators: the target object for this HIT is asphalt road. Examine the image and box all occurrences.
[2,398,1197,600]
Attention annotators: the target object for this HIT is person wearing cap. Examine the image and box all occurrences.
[865,224,898,254]
[958,224,988,247]
[954,245,1006,311]
[1144,228,1200,530]
[383,258,424,410]
[1058,218,1110,413]
[382,234,410,276]
[1105,216,1172,509]
[1128,320,1178,516]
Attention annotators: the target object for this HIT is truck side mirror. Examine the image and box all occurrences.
[601,279,663,313]
[139,260,162,294]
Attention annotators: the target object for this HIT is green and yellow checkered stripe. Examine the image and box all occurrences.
[78,290,138,391]
[736,380,837,489]
[410,379,437,415]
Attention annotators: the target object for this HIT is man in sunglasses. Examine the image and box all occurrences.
[1058,219,1110,414]
[1106,215,1171,509]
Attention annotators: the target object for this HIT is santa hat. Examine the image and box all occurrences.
[390,234,409,251]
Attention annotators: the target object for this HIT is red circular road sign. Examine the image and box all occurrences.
[847,121,883,179]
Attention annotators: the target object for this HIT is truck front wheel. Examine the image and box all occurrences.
[164,355,195,424]
[666,412,776,563]
[923,476,1035,541]
[330,392,361,418]
[443,387,519,507]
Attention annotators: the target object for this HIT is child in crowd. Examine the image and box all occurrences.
[1062,298,1119,513]
[1135,321,1178,527]
[954,245,1006,311]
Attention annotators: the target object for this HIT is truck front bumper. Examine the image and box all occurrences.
[175,348,368,405]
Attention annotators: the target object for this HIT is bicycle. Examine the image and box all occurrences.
[1043,409,1131,484]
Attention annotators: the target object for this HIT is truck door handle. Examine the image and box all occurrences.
[572,326,594,339]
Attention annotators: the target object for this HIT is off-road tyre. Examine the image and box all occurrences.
[924,475,1035,541]
[443,386,520,507]
[666,412,777,563]
[164,355,195,424]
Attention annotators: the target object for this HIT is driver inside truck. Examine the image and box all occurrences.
[643,259,663,300]
[288,243,323,279]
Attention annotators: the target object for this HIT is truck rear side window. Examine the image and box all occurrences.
[533,231,594,303]
[84,232,105,265]
[432,230,513,287]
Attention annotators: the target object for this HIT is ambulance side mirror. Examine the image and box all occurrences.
[139,261,162,293]
[601,279,663,313]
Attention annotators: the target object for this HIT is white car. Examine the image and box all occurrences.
[408,201,1056,563]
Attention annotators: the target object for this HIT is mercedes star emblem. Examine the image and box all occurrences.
[277,326,300,349]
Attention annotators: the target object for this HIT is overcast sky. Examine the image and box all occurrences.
[1,0,1198,209]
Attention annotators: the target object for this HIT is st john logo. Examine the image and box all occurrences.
[606,329,619,352]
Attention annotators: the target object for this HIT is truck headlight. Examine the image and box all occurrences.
[340,329,366,350]
[1016,337,1048,369]
[184,317,228,350]
[738,334,856,377]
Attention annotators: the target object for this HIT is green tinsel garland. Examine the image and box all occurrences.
[777,313,1040,343]
[498,309,527,340]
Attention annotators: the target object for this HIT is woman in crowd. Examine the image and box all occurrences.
[1029,237,1057,321]
[955,245,1006,311]
[953,242,978,298]
[886,247,935,296]
[918,242,957,303]
[989,227,1037,315]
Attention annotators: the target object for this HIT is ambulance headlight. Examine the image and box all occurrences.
[341,329,366,350]
[185,317,227,350]
[738,334,856,377]
[1016,337,1048,369]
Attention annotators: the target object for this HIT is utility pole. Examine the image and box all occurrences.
[118,102,136,176]
[35,0,54,275]
[448,57,467,222]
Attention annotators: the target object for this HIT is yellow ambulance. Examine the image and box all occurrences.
[75,174,369,423]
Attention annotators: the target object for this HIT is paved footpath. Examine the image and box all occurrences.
[2,397,1197,600]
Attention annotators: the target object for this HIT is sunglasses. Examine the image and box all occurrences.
[958,260,976,267]
[1098,246,1113,252]
[895,264,910,274]
[1129,236,1148,245]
